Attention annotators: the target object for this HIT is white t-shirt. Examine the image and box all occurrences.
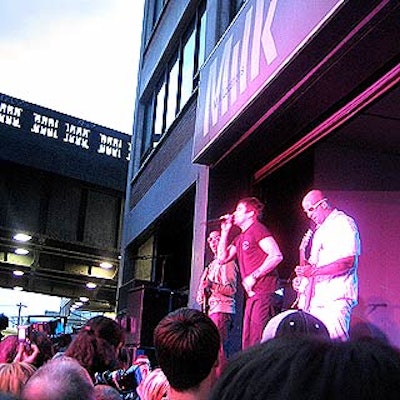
[309,209,360,307]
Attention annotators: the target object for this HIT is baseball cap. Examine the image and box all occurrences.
[261,309,330,342]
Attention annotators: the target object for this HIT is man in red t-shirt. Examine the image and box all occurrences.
[218,197,283,349]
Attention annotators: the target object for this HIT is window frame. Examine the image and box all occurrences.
[140,1,207,163]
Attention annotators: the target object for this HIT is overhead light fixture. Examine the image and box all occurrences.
[13,286,23,291]
[15,248,29,255]
[100,262,113,269]
[74,301,83,307]
[13,270,25,277]
[79,296,89,302]
[13,233,32,242]
[86,282,97,289]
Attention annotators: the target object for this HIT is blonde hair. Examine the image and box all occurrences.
[0,362,36,396]
[137,368,169,400]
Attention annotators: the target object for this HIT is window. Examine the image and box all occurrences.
[180,28,196,110]
[231,0,245,21]
[152,0,165,28]
[197,9,207,68]
[165,57,180,130]
[141,102,154,158]
[140,2,207,162]
[153,79,166,142]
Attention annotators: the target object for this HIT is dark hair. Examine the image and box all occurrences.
[83,316,125,349]
[93,384,121,400]
[52,333,73,355]
[65,316,124,380]
[30,330,55,368]
[153,308,220,391]
[238,197,264,219]
[210,336,400,400]
[1,331,55,368]
[0,313,9,331]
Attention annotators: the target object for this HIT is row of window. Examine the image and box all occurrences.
[140,0,245,164]
[141,1,207,162]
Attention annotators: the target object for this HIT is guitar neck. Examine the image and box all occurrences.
[203,287,211,314]
[299,248,307,266]
[299,228,313,266]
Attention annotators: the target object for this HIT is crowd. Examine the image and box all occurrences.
[0,189,399,399]
[1,307,400,400]
[0,315,158,400]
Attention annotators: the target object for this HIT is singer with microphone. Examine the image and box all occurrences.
[217,197,283,350]
[196,230,237,374]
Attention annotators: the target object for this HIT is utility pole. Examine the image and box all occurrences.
[16,302,27,326]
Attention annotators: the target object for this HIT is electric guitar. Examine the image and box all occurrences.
[291,229,313,310]
[201,265,211,315]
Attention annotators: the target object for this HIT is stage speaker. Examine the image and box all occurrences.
[126,285,187,347]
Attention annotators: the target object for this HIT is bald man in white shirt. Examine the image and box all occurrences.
[293,190,361,341]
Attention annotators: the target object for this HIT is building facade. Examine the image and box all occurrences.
[121,0,400,350]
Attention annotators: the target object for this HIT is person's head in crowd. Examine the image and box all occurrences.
[52,333,72,354]
[0,313,9,341]
[29,330,55,368]
[132,352,151,386]
[0,336,18,363]
[261,309,330,342]
[137,367,169,400]
[0,362,36,397]
[210,336,400,400]
[93,384,121,400]
[118,346,131,370]
[20,356,95,400]
[0,335,39,365]
[154,307,220,399]
[65,316,125,380]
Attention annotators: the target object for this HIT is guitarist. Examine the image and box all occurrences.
[196,230,237,372]
[293,190,360,341]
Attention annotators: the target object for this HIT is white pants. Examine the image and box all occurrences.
[309,300,353,341]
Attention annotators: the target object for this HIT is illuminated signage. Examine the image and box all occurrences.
[0,102,23,128]
[0,93,130,190]
[193,0,344,162]
[31,112,59,139]
[64,123,90,149]
[98,134,123,159]
[0,94,130,162]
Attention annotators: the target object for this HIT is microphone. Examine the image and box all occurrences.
[204,214,233,225]
[219,214,232,221]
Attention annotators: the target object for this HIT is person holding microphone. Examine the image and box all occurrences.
[217,197,283,349]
